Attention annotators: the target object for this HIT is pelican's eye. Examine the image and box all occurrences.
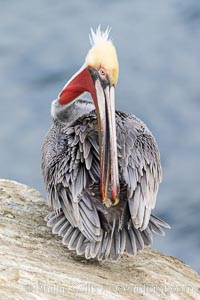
[98,68,107,80]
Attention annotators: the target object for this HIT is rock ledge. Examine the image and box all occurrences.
[0,179,200,300]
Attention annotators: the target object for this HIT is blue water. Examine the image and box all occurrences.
[0,0,200,272]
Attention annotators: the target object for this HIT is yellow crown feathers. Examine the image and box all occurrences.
[85,26,119,86]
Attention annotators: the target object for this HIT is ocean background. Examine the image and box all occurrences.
[0,0,199,272]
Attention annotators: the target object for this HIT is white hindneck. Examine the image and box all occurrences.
[51,98,95,125]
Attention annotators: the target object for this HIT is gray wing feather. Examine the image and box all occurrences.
[117,113,162,231]
[42,121,102,243]
[128,185,140,219]
[141,207,151,231]
[59,189,79,227]
[79,200,100,228]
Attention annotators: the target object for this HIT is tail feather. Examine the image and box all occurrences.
[62,225,74,245]
[101,232,110,257]
[125,228,137,256]
[68,228,81,250]
[52,216,66,234]
[119,229,126,255]
[46,211,63,227]
[109,230,119,260]
[58,220,70,237]
[141,227,153,246]
[85,244,91,259]
[150,214,171,229]
[133,228,144,251]
[89,240,101,259]
[97,237,104,260]
[76,234,87,256]
[114,228,121,258]
[45,211,170,260]
[149,221,165,236]
[104,235,113,259]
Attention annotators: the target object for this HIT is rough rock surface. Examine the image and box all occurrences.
[0,179,200,300]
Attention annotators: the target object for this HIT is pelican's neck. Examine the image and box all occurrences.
[51,98,95,125]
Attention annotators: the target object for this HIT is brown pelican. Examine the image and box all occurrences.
[42,27,170,260]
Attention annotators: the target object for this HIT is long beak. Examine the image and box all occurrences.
[57,66,120,205]
[95,80,120,205]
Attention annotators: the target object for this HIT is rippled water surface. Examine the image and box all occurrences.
[0,0,200,272]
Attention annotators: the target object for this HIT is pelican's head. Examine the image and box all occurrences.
[58,26,120,205]
[85,27,119,86]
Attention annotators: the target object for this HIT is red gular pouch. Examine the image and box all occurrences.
[59,67,97,106]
